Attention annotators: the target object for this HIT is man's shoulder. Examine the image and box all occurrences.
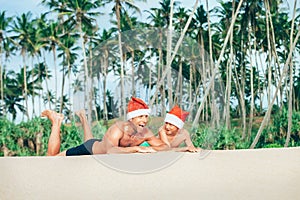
[110,120,128,129]
[107,121,126,135]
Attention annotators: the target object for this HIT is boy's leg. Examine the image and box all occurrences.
[75,109,94,142]
[41,110,64,156]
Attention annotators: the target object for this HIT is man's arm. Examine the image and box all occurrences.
[103,123,156,154]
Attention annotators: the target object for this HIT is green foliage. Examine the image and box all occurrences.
[1,110,300,156]
[0,117,107,156]
[192,125,219,149]
[91,122,107,140]
[192,125,249,150]
[0,118,22,156]
[214,127,240,150]
[264,143,283,148]
[248,110,300,148]
[60,121,82,151]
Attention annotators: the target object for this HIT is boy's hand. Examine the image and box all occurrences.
[187,146,202,153]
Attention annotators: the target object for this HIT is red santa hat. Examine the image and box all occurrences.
[164,105,189,129]
[126,97,151,120]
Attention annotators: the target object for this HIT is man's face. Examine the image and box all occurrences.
[130,115,149,129]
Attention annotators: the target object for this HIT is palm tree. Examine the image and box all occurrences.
[31,62,51,114]
[0,11,12,117]
[192,0,244,128]
[92,28,116,121]
[238,0,263,138]
[104,0,144,118]
[26,14,48,117]
[36,16,63,110]
[190,4,210,122]
[11,12,35,119]
[250,0,300,148]
[58,0,102,122]
[109,8,141,100]
[173,6,190,105]
[43,90,56,109]
[285,0,297,147]
[57,29,79,113]
[3,69,28,121]
[146,8,167,114]
[41,0,68,108]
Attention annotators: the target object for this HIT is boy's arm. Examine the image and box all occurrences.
[171,129,201,153]
[158,127,171,147]
[146,129,170,151]
[184,129,202,152]
[182,129,195,148]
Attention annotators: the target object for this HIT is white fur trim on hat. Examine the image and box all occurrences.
[164,113,184,129]
[127,109,151,120]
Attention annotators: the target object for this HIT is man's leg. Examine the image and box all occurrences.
[75,109,94,142]
[41,110,64,156]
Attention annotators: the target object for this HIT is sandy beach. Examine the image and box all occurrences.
[1,147,299,200]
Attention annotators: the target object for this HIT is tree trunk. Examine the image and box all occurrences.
[51,45,57,109]
[150,0,198,110]
[265,0,272,125]
[233,56,246,139]
[192,0,244,127]
[102,52,108,122]
[158,35,164,116]
[131,51,135,97]
[148,55,152,104]
[166,0,174,109]
[285,0,297,147]
[250,26,300,148]
[115,2,126,119]
[22,50,29,120]
[31,57,36,117]
[248,26,255,139]
[0,48,4,116]
[60,58,67,114]
[225,0,235,130]
[174,56,182,105]
[36,132,43,155]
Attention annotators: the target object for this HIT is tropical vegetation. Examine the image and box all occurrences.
[0,0,300,156]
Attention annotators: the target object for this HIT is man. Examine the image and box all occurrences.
[43,97,169,156]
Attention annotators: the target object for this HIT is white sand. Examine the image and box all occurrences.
[0,147,300,200]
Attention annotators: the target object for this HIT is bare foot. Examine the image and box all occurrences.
[75,109,88,125]
[75,109,86,122]
[41,110,64,124]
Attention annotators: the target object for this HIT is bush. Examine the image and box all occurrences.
[192,125,248,150]
[0,117,107,156]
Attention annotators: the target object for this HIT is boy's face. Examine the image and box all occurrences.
[164,122,179,134]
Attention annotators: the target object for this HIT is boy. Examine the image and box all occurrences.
[158,105,201,152]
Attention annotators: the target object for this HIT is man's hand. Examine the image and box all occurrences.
[137,146,157,153]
